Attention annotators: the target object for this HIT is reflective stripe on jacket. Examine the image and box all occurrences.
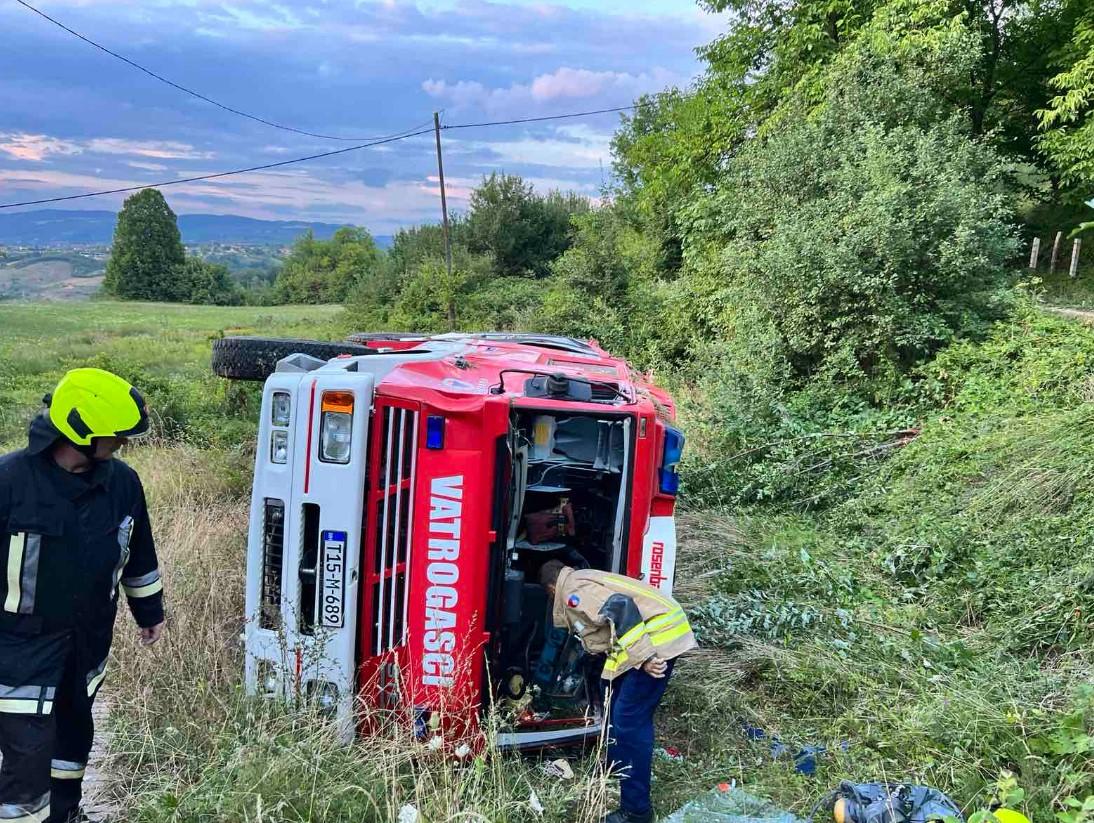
[551,567,696,681]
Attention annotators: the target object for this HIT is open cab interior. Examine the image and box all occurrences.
[491,406,633,742]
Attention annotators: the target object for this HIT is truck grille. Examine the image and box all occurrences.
[260,498,285,629]
[370,404,419,656]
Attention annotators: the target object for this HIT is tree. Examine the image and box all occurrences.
[274,226,381,304]
[177,258,241,306]
[686,25,1018,391]
[103,189,185,301]
[1038,5,1094,195]
[466,174,588,277]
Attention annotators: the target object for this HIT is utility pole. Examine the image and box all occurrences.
[433,111,456,329]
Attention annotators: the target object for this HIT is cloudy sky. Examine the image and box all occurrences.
[0,0,724,233]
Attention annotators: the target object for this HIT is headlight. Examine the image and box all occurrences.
[319,391,354,464]
[271,391,291,426]
[271,430,289,464]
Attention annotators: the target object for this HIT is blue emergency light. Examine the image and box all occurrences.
[426,416,446,449]
[659,427,685,495]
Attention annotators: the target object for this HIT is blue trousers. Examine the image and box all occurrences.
[607,658,675,816]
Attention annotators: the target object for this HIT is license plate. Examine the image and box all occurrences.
[320,530,347,629]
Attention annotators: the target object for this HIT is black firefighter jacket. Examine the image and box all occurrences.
[0,414,165,715]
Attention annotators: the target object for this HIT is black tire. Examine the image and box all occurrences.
[211,336,373,381]
[344,331,430,346]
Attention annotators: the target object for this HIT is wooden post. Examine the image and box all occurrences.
[433,111,455,329]
[1029,237,1041,269]
[1050,231,1063,274]
[1070,238,1082,278]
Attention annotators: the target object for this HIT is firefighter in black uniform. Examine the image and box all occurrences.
[0,368,165,823]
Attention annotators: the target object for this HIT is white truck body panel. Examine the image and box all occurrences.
[244,367,374,740]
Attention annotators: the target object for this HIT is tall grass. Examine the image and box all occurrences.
[104,446,616,823]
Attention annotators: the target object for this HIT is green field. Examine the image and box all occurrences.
[0,301,339,447]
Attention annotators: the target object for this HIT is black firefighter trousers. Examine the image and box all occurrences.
[0,656,100,823]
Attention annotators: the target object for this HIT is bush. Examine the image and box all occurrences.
[675,29,1019,507]
[275,228,381,304]
[175,259,242,306]
[667,311,1094,816]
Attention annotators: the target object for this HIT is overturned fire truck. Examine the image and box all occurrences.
[212,331,685,749]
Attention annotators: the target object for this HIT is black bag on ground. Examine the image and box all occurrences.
[831,781,963,823]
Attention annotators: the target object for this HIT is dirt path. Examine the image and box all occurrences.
[83,697,115,821]
[1041,305,1094,323]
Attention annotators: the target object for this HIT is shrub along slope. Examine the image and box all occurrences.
[668,306,1094,816]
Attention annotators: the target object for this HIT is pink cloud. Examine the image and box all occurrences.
[423,66,686,113]
[0,134,81,162]
[531,68,613,100]
[0,132,212,163]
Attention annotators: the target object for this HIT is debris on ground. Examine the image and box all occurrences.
[828,781,963,823]
[397,804,420,823]
[661,783,806,823]
[655,746,685,762]
[529,790,545,815]
[742,724,848,775]
[543,758,575,779]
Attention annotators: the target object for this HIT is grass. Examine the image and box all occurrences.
[671,308,1094,818]
[5,299,1094,820]
[1035,261,1094,309]
[0,301,341,450]
[103,446,617,823]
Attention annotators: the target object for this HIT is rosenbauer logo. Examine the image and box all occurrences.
[422,475,463,687]
[648,540,667,588]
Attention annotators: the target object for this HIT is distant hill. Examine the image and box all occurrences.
[0,209,391,247]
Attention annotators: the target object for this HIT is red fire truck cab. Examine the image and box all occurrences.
[218,332,684,749]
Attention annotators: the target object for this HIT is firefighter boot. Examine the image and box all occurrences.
[602,809,654,823]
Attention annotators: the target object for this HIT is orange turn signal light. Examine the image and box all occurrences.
[321,391,354,414]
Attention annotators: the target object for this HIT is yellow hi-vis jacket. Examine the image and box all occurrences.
[551,567,697,681]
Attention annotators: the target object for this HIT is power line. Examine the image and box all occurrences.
[441,105,639,131]
[0,105,645,210]
[0,128,435,209]
[13,0,428,143]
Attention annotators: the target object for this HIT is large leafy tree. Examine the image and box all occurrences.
[103,189,186,301]
[615,0,1083,256]
[466,174,588,277]
[274,227,381,304]
[1038,6,1094,195]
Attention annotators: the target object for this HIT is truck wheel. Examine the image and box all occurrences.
[344,332,429,346]
[211,336,373,381]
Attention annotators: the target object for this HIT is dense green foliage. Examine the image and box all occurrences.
[103,190,244,305]
[672,309,1094,817]
[175,258,242,306]
[345,176,589,331]
[1038,6,1094,193]
[103,190,186,301]
[274,227,381,304]
[466,173,589,277]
